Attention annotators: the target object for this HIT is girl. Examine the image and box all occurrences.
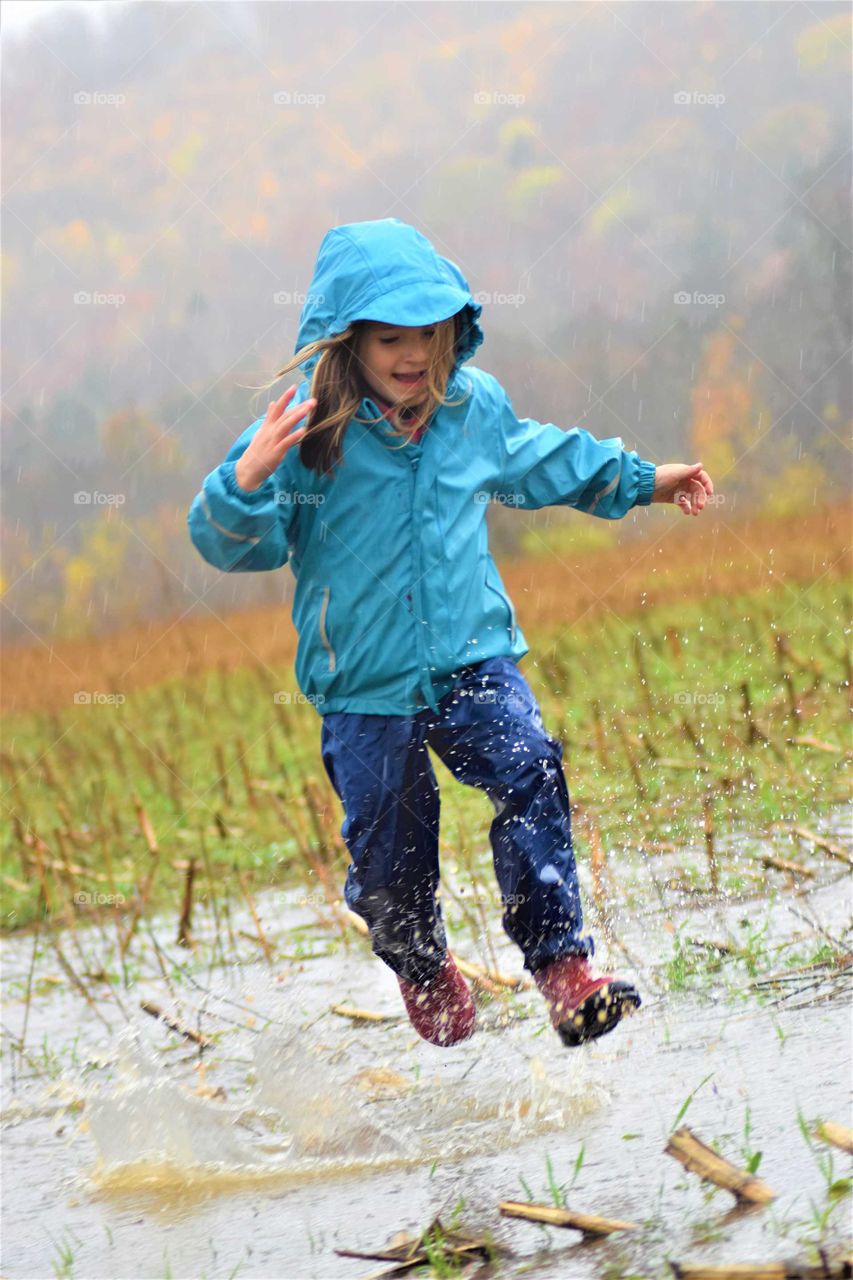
[189,218,713,1049]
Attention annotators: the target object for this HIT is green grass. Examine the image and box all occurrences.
[1,578,850,937]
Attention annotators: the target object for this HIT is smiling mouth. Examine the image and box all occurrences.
[393,371,426,383]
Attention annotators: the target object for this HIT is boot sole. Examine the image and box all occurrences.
[555,980,641,1047]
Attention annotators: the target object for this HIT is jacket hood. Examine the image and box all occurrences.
[293,219,484,384]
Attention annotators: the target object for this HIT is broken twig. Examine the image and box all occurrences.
[665,1126,776,1205]
[140,1000,213,1049]
[814,1121,853,1156]
[499,1200,638,1238]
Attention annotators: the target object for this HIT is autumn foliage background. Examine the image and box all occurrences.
[2,1,850,659]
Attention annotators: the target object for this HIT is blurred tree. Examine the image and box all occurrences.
[796,13,853,72]
[689,322,763,486]
[100,408,187,480]
[60,510,134,637]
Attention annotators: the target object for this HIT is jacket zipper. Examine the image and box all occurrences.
[318,586,336,672]
[408,451,429,705]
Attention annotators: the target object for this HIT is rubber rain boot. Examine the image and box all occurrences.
[397,952,476,1046]
[533,954,641,1046]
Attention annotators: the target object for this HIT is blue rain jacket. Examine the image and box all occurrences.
[188,218,657,715]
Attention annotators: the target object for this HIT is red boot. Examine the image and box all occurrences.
[397,952,476,1047]
[533,954,641,1047]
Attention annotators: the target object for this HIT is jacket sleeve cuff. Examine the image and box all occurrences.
[200,461,280,542]
[220,460,277,505]
[634,458,657,506]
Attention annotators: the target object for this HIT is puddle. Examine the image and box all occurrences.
[1,808,850,1278]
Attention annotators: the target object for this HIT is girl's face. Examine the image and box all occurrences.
[357,321,437,405]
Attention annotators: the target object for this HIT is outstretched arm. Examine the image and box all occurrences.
[492,380,714,519]
[492,382,656,519]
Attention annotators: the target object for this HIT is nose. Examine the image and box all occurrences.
[399,334,429,366]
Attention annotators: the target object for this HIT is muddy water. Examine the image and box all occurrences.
[2,812,850,1279]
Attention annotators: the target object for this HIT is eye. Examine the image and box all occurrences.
[379,336,398,345]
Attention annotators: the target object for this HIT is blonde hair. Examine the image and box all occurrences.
[253,314,470,476]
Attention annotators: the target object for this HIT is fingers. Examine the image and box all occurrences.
[280,396,316,438]
[266,388,317,438]
[674,482,702,515]
[266,385,298,423]
[280,424,308,455]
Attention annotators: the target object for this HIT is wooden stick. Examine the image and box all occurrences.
[133,793,159,854]
[703,793,718,893]
[332,902,370,936]
[176,857,196,948]
[120,835,160,961]
[235,735,258,812]
[236,871,275,963]
[789,825,852,868]
[330,1004,402,1023]
[140,1000,214,1048]
[665,1126,776,1204]
[213,744,232,806]
[499,1200,638,1238]
[787,735,845,754]
[741,681,768,746]
[581,811,610,935]
[614,715,647,799]
[453,955,531,992]
[335,1218,491,1267]
[654,758,713,772]
[780,668,802,724]
[671,1263,852,1279]
[758,854,816,878]
[814,1121,853,1155]
[680,716,706,756]
[590,699,611,770]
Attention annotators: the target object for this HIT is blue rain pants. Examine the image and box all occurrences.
[319,655,593,985]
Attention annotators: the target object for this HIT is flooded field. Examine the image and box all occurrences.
[2,809,850,1280]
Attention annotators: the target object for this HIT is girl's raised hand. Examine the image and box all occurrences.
[651,461,714,516]
[234,386,317,492]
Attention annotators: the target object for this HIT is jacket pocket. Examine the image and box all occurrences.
[485,566,517,645]
[318,585,336,672]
